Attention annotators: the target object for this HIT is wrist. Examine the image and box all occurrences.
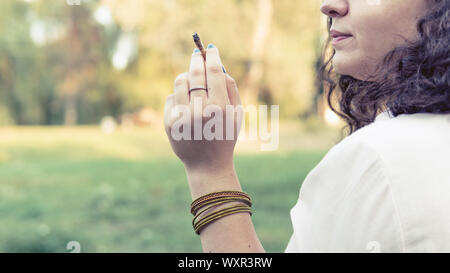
[184,163,242,200]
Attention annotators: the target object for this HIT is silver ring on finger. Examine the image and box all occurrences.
[189,86,208,95]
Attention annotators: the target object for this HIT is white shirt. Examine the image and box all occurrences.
[285,111,450,253]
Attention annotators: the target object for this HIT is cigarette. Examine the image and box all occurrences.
[192,32,207,60]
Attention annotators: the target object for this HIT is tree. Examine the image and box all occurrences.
[240,0,273,106]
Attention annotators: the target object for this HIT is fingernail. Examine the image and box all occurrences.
[193,48,200,54]
[222,66,227,74]
[207,43,215,49]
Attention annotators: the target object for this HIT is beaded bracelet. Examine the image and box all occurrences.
[190,191,253,235]
[192,198,252,227]
[191,191,251,207]
[191,191,251,215]
[191,196,252,216]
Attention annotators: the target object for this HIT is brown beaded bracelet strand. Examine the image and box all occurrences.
[191,196,252,216]
[191,190,250,203]
[191,191,251,210]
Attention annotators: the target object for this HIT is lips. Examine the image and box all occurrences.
[330,29,352,46]
[333,36,351,43]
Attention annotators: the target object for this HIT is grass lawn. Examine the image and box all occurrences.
[0,121,341,252]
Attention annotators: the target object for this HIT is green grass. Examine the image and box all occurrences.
[0,122,340,252]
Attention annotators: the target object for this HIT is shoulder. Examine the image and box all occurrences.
[303,112,450,199]
[346,112,450,156]
[337,112,450,188]
[317,112,450,179]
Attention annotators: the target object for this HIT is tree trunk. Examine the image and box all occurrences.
[241,0,273,106]
[64,94,77,126]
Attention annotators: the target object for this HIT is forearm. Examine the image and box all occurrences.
[185,164,265,253]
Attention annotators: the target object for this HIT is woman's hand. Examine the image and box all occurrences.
[164,44,243,199]
[164,45,264,253]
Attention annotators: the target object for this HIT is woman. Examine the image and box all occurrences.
[164,0,450,252]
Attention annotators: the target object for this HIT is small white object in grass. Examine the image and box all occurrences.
[100,116,117,134]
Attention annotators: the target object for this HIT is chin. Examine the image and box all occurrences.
[332,53,368,80]
[333,52,353,75]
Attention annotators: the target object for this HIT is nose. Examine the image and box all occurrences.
[320,0,348,17]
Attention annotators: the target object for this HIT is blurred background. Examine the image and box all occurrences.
[0,0,343,252]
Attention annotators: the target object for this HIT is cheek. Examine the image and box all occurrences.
[352,10,397,62]
[351,1,424,62]
[335,1,425,79]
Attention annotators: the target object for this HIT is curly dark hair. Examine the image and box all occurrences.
[320,0,450,135]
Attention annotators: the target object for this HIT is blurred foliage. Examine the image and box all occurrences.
[0,0,340,253]
[0,0,324,124]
